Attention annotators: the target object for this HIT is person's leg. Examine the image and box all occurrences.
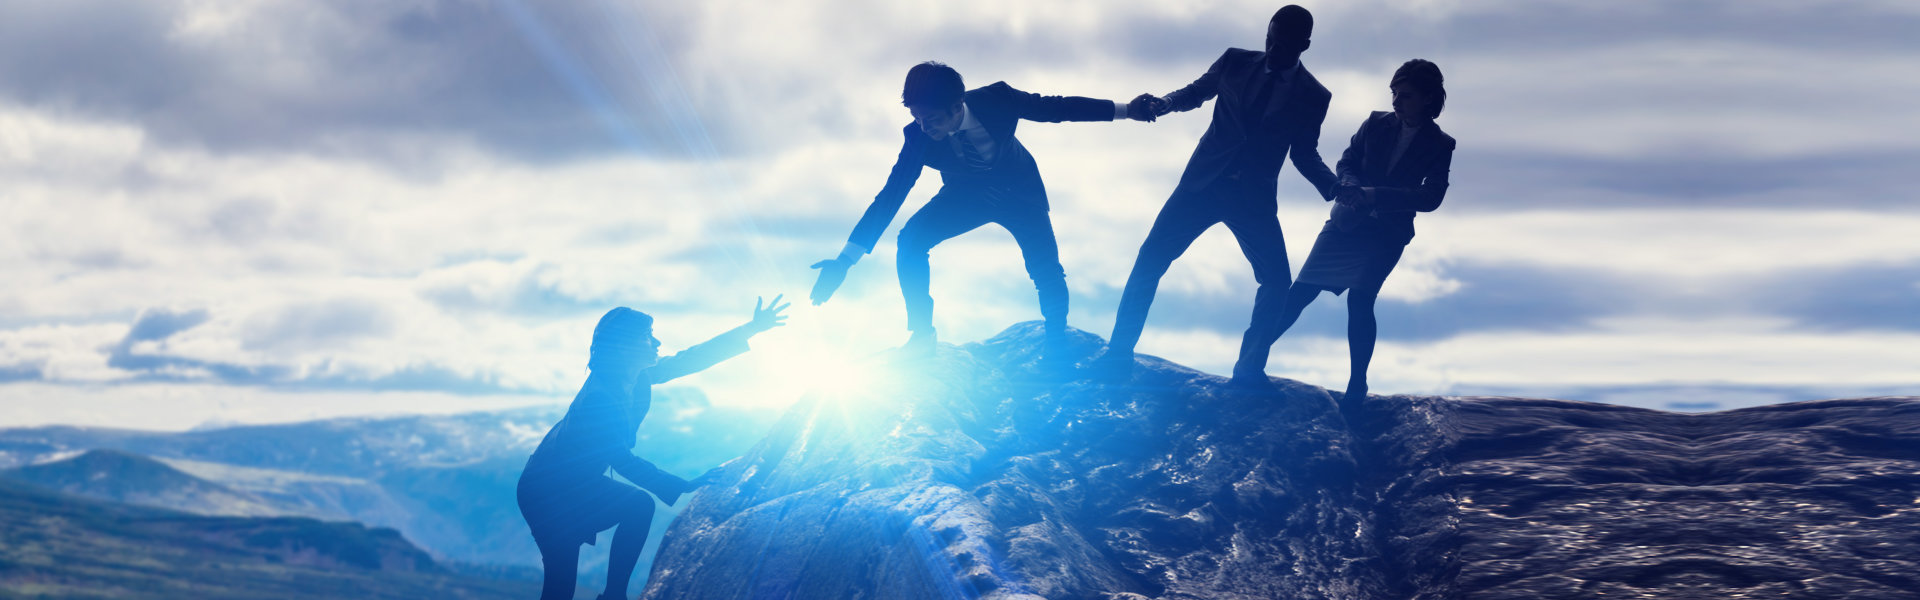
[535,539,581,600]
[521,475,585,600]
[1343,286,1380,400]
[1269,281,1327,351]
[896,191,994,341]
[1227,282,1326,390]
[996,203,1071,360]
[1104,194,1218,361]
[1223,207,1292,380]
[600,494,658,600]
[1342,246,1404,401]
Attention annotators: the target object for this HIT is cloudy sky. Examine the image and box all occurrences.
[2,0,1916,429]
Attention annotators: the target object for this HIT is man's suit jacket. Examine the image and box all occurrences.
[1329,111,1456,245]
[846,82,1116,253]
[1162,49,1339,203]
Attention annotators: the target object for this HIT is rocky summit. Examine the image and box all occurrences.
[641,322,1920,600]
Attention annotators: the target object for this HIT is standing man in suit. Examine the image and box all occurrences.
[810,62,1159,363]
[1090,5,1339,386]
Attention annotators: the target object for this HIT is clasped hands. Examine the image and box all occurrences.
[1127,94,1169,122]
[1334,183,1373,207]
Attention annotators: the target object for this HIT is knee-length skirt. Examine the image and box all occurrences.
[1293,225,1407,296]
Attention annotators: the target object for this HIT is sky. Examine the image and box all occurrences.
[1,0,1916,430]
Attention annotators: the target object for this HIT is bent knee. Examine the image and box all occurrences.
[1023,260,1066,282]
[631,494,658,515]
[895,232,935,256]
[1127,248,1179,276]
[1346,289,1381,309]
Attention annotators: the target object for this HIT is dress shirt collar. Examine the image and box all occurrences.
[1397,112,1426,133]
[957,101,983,133]
[1263,59,1302,83]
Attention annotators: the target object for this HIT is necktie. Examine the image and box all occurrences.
[1250,73,1282,121]
[953,129,991,171]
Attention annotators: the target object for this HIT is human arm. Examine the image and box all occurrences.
[1287,87,1339,200]
[609,453,697,506]
[991,82,1123,123]
[848,128,925,251]
[1333,116,1371,205]
[1160,50,1230,114]
[813,127,925,304]
[648,295,789,383]
[1365,138,1454,213]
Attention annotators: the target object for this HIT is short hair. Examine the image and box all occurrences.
[1391,59,1446,119]
[588,306,653,372]
[902,62,965,109]
[1270,5,1313,40]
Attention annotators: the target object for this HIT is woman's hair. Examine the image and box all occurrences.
[587,306,653,372]
[1391,59,1446,119]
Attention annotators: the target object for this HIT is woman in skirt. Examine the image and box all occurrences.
[1246,59,1454,405]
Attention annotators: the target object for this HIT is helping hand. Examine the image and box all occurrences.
[749,294,790,333]
[1128,94,1167,122]
[809,258,850,305]
[1334,184,1368,206]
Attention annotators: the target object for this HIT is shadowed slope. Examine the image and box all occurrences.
[1361,395,1920,599]
[643,323,1386,600]
[643,321,1920,600]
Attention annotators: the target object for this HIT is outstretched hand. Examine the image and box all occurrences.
[1127,94,1167,122]
[809,258,851,305]
[748,294,790,333]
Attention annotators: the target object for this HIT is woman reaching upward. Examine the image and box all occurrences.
[518,297,787,600]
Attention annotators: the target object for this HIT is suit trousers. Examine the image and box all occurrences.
[1107,179,1291,376]
[895,186,1068,338]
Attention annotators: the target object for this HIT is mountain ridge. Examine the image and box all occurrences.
[641,321,1920,600]
[0,477,537,599]
[1,448,297,518]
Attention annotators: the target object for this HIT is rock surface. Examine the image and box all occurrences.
[1365,395,1920,599]
[642,322,1920,600]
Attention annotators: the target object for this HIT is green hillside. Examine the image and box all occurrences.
[0,479,536,599]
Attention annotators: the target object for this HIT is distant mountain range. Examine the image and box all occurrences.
[0,477,536,599]
[0,387,778,586]
[2,448,294,517]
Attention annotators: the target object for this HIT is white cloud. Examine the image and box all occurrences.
[0,382,562,431]
[0,322,126,382]
[2,0,1917,428]
[1427,210,1920,278]
[1265,317,1920,398]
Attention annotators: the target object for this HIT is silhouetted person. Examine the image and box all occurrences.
[809,61,1160,362]
[518,297,788,600]
[1251,59,1454,402]
[1089,5,1339,385]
